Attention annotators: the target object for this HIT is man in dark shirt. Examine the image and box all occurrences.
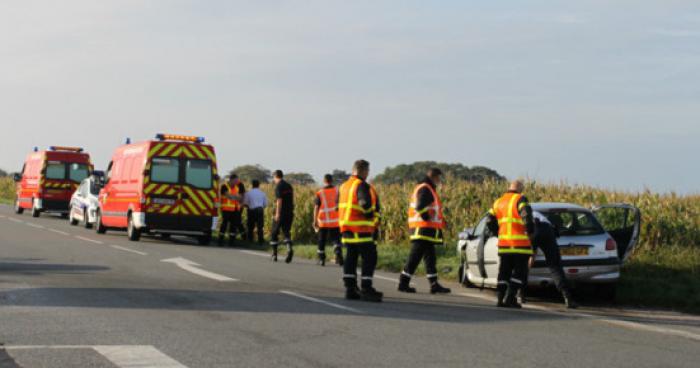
[270,170,295,263]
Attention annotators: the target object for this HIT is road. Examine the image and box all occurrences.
[1,205,699,368]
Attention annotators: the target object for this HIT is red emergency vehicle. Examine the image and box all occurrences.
[95,134,220,244]
[13,146,93,217]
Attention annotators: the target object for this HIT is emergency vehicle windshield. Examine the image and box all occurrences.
[150,157,212,189]
[45,162,90,182]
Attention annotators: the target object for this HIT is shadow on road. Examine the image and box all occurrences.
[0,261,109,276]
[0,287,564,325]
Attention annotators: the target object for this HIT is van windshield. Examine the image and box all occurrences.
[68,163,90,182]
[185,159,212,189]
[151,158,180,184]
[45,162,66,180]
[542,210,605,236]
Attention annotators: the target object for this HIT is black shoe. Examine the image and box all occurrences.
[564,296,579,309]
[318,257,326,267]
[505,293,522,309]
[398,283,417,293]
[430,282,451,295]
[271,253,278,262]
[285,248,294,264]
[334,246,344,266]
[360,287,383,303]
[345,287,361,300]
[518,289,527,305]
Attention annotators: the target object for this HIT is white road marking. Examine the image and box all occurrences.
[111,245,148,256]
[94,345,189,368]
[48,228,70,236]
[25,222,45,229]
[280,290,362,314]
[373,274,398,283]
[75,235,104,244]
[238,249,269,258]
[4,345,188,368]
[8,217,23,224]
[161,257,238,282]
[0,214,6,218]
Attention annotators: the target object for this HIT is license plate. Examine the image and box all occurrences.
[152,198,176,205]
[561,247,589,256]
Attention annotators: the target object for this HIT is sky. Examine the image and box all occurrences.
[1,1,698,193]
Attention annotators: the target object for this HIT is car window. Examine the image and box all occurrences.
[90,180,101,195]
[69,163,90,182]
[151,157,179,184]
[544,210,605,236]
[473,216,488,236]
[45,162,66,180]
[79,182,88,196]
[185,159,212,189]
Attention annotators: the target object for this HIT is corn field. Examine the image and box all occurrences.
[2,176,699,252]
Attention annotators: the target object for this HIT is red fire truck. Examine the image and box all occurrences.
[95,134,220,244]
[14,146,93,218]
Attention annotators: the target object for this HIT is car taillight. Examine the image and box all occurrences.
[606,238,617,251]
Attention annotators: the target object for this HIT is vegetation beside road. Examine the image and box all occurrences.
[0,177,13,205]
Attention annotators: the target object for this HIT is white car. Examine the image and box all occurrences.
[69,172,104,228]
[456,203,641,299]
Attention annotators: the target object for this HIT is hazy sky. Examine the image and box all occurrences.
[1,1,698,193]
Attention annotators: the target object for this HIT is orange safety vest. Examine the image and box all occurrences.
[220,183,241,212]
[316,187,339,228]
[338,176,379,243]
[407,183,445,243]
[490,192,533,254]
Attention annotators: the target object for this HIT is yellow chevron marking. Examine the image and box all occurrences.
[159,205,171,214]
[184,200,199,216]
[154,185,170,195]
[183,186,206,210]
[167,188,177,195]
[159,143,178,157]
[180,145,194,158]
[144,183,157,194]
[188,145,206,160]
[149,143,165,158]
[200,146,215,161]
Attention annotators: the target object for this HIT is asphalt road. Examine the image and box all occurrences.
[1,205,699,368]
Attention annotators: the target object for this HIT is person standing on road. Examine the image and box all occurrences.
[398,168,451,294]
[270,170,294,263]
[486,180,535,309]
[218,175,245,247]
[528,211,578,309]
[244,179,268,245]
[313,174,343,267]
[338,160,383,302]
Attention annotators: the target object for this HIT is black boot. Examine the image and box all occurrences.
[518,288,527,305]
[317,252,326,266]
[430,281,451,295]
[497,283,507,307]
[334,246,344,266]
[505,286,522,309]
[271,243,278,262]
[360,287,383,303]
[563,292,579,309]
[218,236,224,247]
[398,274,416,293]
[285,243,294,264]
[345,286,361,300]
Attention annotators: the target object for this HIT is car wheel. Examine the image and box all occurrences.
[460,257,477,288]
[127,214,141,241]
[69,207,79,226]
[14,199,24,215]
[60,213,69,219]
[160,233,171,240]
[31,199,40,218]
[83,209,93,229]
[197,234,211,246]
[95,210,107,234]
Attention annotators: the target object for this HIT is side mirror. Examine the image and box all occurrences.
[142,169,150,176]
[213,174,220,181]
[12,173,21,182]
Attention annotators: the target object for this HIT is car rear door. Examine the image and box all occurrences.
[592,204,641,264]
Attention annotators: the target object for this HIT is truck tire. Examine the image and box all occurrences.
[127,214,141,241]
[197,234,212,246]
[83,209,93,229]
[14,199,24,215]
[31,200,40,218]
[95,210,107,234]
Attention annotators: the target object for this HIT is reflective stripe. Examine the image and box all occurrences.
[426,274,438,278]
[343,274,357,279]
[401,271,412,277]
[409,227,443,243]
[407,183,445,229]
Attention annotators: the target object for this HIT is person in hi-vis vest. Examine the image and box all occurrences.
[313,174,343,267]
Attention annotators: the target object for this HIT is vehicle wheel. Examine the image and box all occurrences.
[95,210,107,234]
[597,283,617,302]
[60,213,69,219]
[197,235,211,246]
[83,209,93,229]
[160,233,171,240]
[127,214,141,241]
[31,200,40,218]
[69,208,78,226]
[14,199,24,215]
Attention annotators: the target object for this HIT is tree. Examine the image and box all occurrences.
[0,168,7,177]
[373,161,505,184]
[330,169,350,185]
[285,172,316,186]
[229,164,271,184]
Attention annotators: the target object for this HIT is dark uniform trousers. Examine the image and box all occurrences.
[271,215,293,246]
[402,240,439,282]
[317,227,341,259]
[529,222,572,296]
[246,207,265,244]
[343,236,377,290]
[219,210,243,239]
[498,253,531,295]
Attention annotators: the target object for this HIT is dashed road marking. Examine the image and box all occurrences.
[8,217,23,224]
[75,235,104,244]
[4,345,188,368]
[25,222,45,229]
[48,228,70,236]
[280,290,362,314]
[0,214,6,218]
[238,249,269,258]
[111,244,148,256]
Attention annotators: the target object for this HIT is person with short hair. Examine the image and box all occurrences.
[244,179,268,245]
[270,170,294,263]
[314,174,343,266]
[218,174,245,247]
